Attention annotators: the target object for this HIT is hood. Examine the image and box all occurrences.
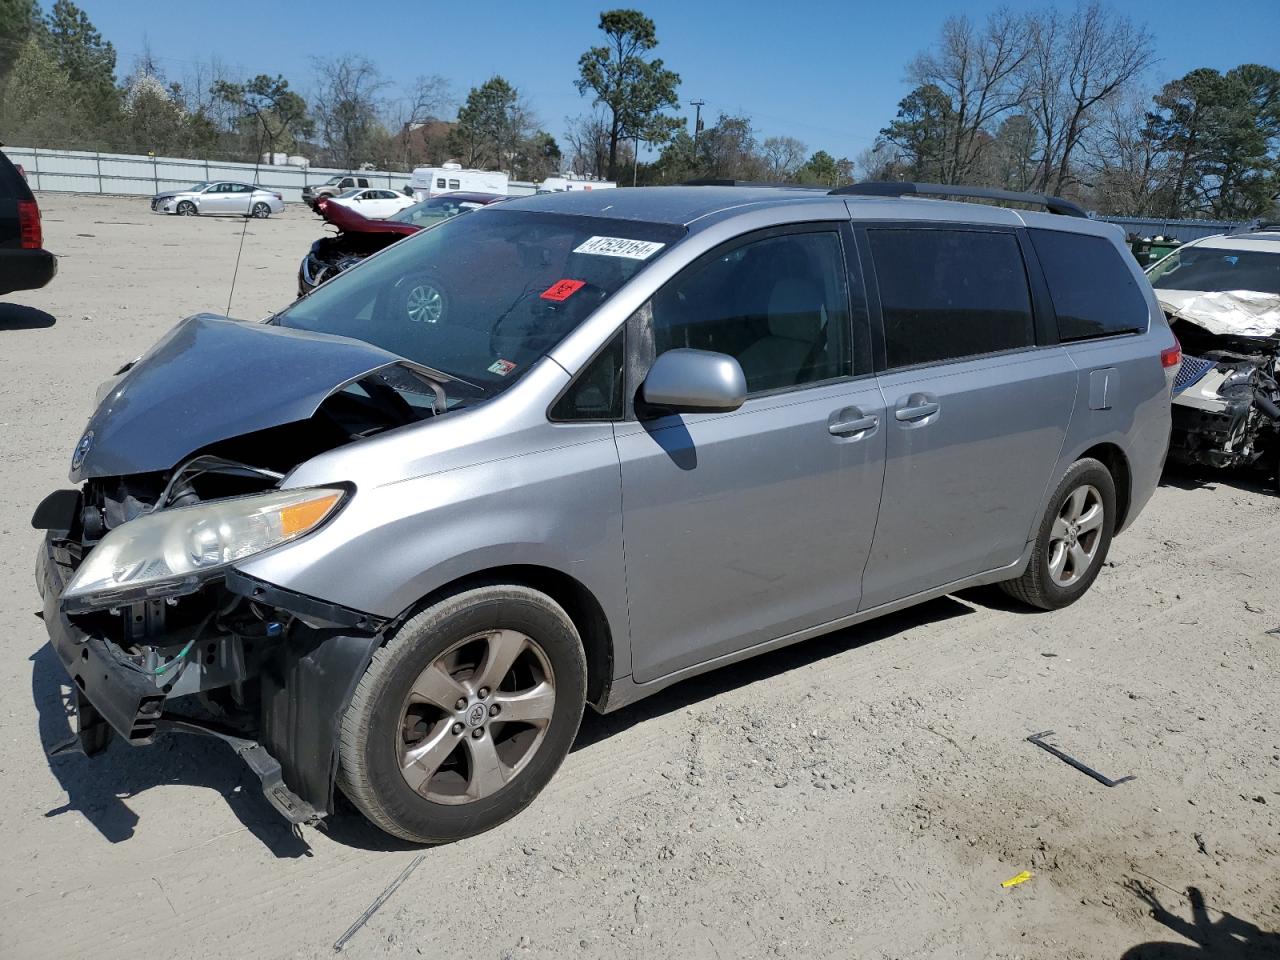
[71,314,406,481]
[315,197,419,237]
[1157,289,1280,338]
[152,190,195,201]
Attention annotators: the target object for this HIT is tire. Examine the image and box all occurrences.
[338,584,587,844]
[251,202,271,219]
[1000,457,1117,610]
[176,201,197,216]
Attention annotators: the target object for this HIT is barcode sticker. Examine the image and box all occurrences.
[573,236,666,260]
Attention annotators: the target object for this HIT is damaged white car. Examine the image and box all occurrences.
[1149,224,1280,487]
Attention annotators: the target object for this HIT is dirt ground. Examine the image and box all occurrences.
[1,194,1277,960]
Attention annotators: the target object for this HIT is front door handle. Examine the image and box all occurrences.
[828,407,878,437]
[894,393,940,422]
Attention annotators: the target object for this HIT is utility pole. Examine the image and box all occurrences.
[690,99,706,149]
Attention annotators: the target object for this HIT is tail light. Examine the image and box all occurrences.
[1160,342,1182,369]
[18,199,42,249]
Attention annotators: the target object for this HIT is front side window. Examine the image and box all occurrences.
[276,210,683,398]
[650,229,852,395]
[550,329,624,421]
[869,228,1035,368]
[1030,229,1148,341]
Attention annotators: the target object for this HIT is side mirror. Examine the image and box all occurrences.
[640,348,746,415]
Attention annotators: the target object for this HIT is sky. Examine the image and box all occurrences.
[68,0,1280,165]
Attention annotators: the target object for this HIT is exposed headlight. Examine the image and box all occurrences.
[63,487,346,607]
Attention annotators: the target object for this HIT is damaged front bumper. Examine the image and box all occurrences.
[38,527,386,825]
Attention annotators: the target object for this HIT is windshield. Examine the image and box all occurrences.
[335,188,363,199]
[275,208,684,397]
[1148,245,1280,295]
[390,196,487,228]
[184,182,209,192]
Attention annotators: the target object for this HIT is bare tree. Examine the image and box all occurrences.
[565,111,611,179]
[311,54,390,168]
[761,135,807,180]
[406,73,453,125]
[1021,1,1156,194]
[1081,92,1169,216]
[908,7,1033,184]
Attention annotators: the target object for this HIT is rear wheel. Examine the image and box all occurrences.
[1001,457,1116,610]
[176,201,197,216]
[251,202,271,219]
[338,585,587,844]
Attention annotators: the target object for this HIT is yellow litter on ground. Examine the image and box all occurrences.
[1001,871,1033,888]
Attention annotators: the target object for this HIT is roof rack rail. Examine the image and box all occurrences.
[682,178,820,189]
[1228,220,1280,236]
[830,181,1087,218]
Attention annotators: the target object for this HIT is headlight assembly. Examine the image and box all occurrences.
[63,487,346,609]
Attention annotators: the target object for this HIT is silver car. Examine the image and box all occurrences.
[150,181,285,218]
[36,183,1177,843]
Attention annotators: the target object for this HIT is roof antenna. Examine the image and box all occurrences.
[225,144,266,317]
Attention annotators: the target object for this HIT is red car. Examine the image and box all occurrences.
[297,191,506,297]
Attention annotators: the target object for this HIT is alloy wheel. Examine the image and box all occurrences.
[1047,484,1104,588]
[397,629,556,805]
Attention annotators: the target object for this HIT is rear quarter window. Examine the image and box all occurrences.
[1029,229,1148,341]
[868,228,1035,369]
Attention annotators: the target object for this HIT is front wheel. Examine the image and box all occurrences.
[338,585,587,844]
[176,200,197,216]
[251,202,271,219]
[1000,457,1116,610]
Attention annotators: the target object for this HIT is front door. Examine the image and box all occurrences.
[616,224,887,683]
[858,226,1078,609]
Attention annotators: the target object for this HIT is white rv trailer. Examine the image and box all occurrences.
[409,162,509,200]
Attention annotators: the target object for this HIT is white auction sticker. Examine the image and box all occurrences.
[573,236,666,260]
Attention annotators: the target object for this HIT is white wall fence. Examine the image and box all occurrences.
[7,146,413,204]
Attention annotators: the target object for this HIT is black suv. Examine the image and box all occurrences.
[0,146,57,295]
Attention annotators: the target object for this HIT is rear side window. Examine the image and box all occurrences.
[1030,229,1148,341]
[869,229,1035,368]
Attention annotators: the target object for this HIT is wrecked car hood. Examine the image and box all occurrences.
[1157,289,1280,338]
[315,197,418,237]
[71,313,405,481]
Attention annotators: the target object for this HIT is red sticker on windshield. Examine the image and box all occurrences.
[540,279,586,302]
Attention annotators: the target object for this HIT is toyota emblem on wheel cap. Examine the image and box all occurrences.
[71,431,94,471]
[467,703,487,727]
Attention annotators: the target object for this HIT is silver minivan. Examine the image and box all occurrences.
[35,183,1179,843]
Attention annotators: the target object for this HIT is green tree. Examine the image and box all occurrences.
[43,0,118,115]
[0,0,42,76]
[120,70,186,155]
[576,9,681,181]
[448,76,530,171]
[878,84,953,181]
[1147,65,1280,219]
[795,150,839,186]
[0,36,80,144]
[212,74,313,161]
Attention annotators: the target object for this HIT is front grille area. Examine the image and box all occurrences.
[1174,355,1216,395]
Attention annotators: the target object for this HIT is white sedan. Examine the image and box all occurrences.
[326,187,418,219]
